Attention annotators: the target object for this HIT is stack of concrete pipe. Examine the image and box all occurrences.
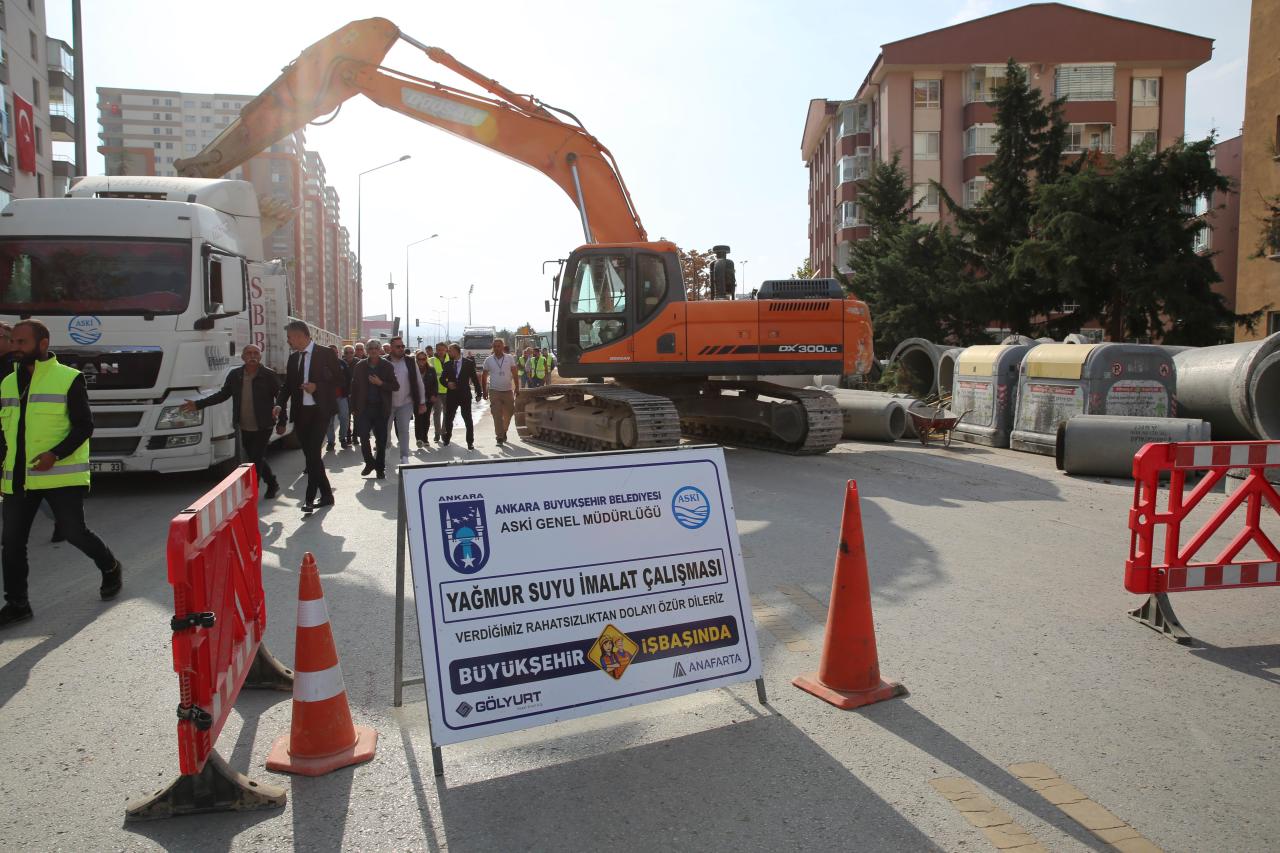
[1172,333,1280,441]
[809,386,909,441]
[936,347,964,398]
[887,338,951,398]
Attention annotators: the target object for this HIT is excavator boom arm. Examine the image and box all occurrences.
[175,17,646,243]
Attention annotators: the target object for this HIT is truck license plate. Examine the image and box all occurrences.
[90,461,123,473]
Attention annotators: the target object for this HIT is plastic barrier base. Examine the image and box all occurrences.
[266,725,378,777]
[243,645,295,692]
[792,672,907,711]
[124,750,285,822]
[1127,592,1193,645]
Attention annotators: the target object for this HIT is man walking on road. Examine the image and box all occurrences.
[442,343,481,450]
[0,320,121,628]
[350,339,398,478]
[429,341,450,444]
[182,343,282,500]
[386,336,427,466]
[275,321,340,513]
[327,344,353,452]
[482,338,519,446]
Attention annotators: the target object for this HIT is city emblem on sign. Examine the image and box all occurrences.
[588,624,638,680]
[439,498,490,574]
[672,486,711,529]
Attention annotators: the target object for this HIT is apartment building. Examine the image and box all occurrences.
[1233,0,1280,341]
[1197,135,1242,312]
[801,3,1213,276]
[0,0,79,203]
[97,87,361,337]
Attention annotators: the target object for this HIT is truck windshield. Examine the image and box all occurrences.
[0,238,192,315]
[462,333,494,349]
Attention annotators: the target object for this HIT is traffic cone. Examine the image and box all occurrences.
[266,552,378,776]
[793,480,907,710]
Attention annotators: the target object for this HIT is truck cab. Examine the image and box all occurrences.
[0,177,266,475]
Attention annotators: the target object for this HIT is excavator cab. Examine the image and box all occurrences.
[555,242,684,377]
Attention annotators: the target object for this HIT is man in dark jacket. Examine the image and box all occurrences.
[349,339,399,478]
[275,321,342,512]
[442,343,482,450]
[327,344,353,452]
[182,343,283,499]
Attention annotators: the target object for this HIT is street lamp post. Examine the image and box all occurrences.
[439,295,459,343]
[387,276,396,323]
[468,283,474,324]
[357,154,411,327]
[405,233,439,346]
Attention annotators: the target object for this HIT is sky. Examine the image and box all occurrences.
[50,1,1252,342]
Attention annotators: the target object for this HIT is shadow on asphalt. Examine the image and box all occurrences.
[425,714,943,851]
[1189,642,1280,686]
[863,702,1111,852]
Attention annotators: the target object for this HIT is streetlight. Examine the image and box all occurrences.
[387,275,396,323]
[357,154,411,322]
[468,283,474,324]
[406,233,439,345]
[439,295,459,342]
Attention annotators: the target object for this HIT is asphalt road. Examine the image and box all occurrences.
[0,404,1275,852]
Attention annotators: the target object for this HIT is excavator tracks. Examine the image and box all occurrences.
[515,384,681,453]
[667,381,842,456]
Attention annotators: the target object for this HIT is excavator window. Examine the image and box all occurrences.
[567,254,628,350]
[637,255,667,321]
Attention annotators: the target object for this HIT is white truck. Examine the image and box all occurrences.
[0,175,336,475]
[460,325,497,361]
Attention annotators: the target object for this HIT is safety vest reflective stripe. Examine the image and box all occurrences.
[28,463,90,476]
[0,397,18,407]
[28,394,67,403]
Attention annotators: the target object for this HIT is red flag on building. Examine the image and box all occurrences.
[13,95,35,174]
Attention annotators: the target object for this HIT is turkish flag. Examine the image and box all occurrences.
[13,95,35,174]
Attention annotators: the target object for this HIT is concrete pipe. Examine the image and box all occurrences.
[1055,415,1211,477]
[1172,333,1280,440]
[812,388,907,442]
[887,338,948,398]
[1002,334,1036,346]
[1063,333,1091,345]
[936,347,963,398]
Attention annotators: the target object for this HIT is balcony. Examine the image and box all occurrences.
[49,102,75,142]
[1065,123,1113,155]
[46,38,73,93]
[52,154,75,180]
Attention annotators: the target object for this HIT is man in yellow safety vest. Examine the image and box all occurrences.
[0,320,121,628]
[429,341,451,444]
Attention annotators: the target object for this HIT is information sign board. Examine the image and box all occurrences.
[401,447,761,747]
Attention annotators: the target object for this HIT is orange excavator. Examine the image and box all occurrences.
[175,18,874,454]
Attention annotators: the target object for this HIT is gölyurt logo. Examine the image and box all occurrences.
[68,315,102,345]
[440,498,490,574]
[672,486,711,530]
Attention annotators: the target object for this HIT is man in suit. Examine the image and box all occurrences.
[442,343,482,450]
[349,339,398,478]
[182,343,283,499]
[275,321,340,513]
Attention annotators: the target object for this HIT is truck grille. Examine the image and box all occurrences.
[89,436,141,457]
[53,347,163,390]
[92,411,144,429]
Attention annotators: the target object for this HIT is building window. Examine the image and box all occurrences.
[31,79,38,108]
[913,183,939,212]
[1192,224,1210,253]
[966,65,1009,103]
[201,115,211,123]
[837,153,870,184]
[184,114,194,122]
[36,173,44,197]
[33,126,41,152]
[1065,123,1113,153]
[29,30,37,60]
[152,128,161,135]
[963,177,989,209]
[913,131,940,160]
[164,113,172,120]
[164,141,173,149]
[1055,64,1115,101]
[913,79,941,108]
[1131,130,1158,150]
[153,98,160,106]
[185,129,195,137]
[838,201,862,228]
[964,124,998,156]
[185,143,197,152]
[165,98,173,106]
[222,101,230,109]
[183,100,194,108]
[1132,78,1159,107]
[153,112,160,120]
[165,127,173,135]
[838,102,870,137]
[154,141,161,148]
[200,101,212,109]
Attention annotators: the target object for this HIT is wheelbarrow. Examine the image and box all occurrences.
[907,402,970,447]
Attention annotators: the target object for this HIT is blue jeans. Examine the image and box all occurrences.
[327,396,351,446]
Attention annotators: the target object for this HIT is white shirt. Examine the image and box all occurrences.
[389,356,423,408]
[300,340,316,406]
[483,353,515,391]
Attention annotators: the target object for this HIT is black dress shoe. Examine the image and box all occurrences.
[467,443,474,450]
[376,469,386,479]
[0,601,33,628]
[51,527,65,543]
[442,437,450,446]
[361,465,374,476]
[314,495,335,508]
[301,502,315,513]
[99,561,123,600]
[263,483,279,500]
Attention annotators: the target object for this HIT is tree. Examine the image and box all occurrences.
[793,258,814,279]
[1015,137,1261,344]
[842,153,984,353]
[671,244,715,300]
[947,59,1070,335]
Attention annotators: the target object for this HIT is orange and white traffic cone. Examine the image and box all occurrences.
[266,552,378,776]
[793,480,907,710]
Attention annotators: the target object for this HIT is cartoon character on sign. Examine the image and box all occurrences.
[439,499,490,574]
[587,624,639,680]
